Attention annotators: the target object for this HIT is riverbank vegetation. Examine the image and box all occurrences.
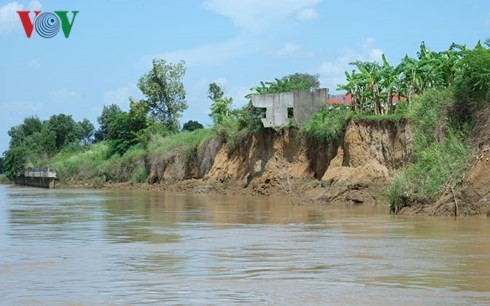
[0,174,11,184]
[386,40,490,213]
[2,39,489,214]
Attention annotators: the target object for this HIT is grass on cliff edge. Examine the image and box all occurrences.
[48,128,215,185]
[147,128,215,160]
[302,104,353,143]
[387,89,472,214]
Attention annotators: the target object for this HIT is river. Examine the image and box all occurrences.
[1,184,489,305]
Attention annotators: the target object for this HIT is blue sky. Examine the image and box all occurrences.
[1,0,489,153]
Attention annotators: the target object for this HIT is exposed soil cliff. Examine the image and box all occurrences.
[148,120,413,207]
[318,119,412,205]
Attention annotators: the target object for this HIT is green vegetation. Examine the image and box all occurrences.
[303,105,353,143]
[182,120,204,132]
[2,58,192,184]
[0,174,11,184]
[387,90,471,213]
[386,42,490,214]
[147,128,215,161]
[138,59,187,132]
[338,42,467,115]
[3,114,94,180]
[46,128,214,186]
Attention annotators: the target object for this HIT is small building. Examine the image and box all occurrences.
[251,88,328,128]
[15,167,57,189]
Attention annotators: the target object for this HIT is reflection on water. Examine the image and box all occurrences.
[1,185,489,305]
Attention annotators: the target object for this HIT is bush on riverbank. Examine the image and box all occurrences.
[0,174,12,184]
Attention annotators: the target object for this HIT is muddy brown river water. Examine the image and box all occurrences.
[1,184,489,305]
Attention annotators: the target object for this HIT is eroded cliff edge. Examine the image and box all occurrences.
[147,119,413,207]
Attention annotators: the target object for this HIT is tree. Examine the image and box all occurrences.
[208,82,224,101]
[4,146,26,180]
[0,156,4,174]
[79,118,95,145]
[47,114,83,151]
[107,100,148,155]
[248,75,317,96]
[281,72,320,89]
[182,120,204,131]
[138,59,187,131]
[208,82,233,125]
[455,42,490,102]
[96,104,123,141]
[210,97,233,125]
[8,116,43,147]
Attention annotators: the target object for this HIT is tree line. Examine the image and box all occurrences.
[338,40,490,115]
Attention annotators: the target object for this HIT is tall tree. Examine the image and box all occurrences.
[281,72,320,89]
[138,59,187,132]
[210,97,233,125]
[79,118,95,145]
[208,82,224,101]
[47,114,83,150]
[106,100,148,155]
[8,116,43,147]
[96,104,123,141]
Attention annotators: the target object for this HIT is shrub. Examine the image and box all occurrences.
[302,105,353,143]
[130,166,148,184]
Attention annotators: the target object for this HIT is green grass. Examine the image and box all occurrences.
[387,130,470,213]
[148,128,215,159]
[45,129,217,184]
[387,89,472,214]
[302,105,353,143]
[50,142,111,182]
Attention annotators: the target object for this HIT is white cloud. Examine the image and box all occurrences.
[103,83,139,109]
[362,37,383,62]
[275,42,301,56]
[142,1,323,70]
[28,59,41,69]
[318,50,360,92]
[317,38,385,93]
[49,89,81,102]
[140,37,256,69]
[295,8,318,21]
[203,0,322,33]
[0,1,41,35]
[273,42,314,57]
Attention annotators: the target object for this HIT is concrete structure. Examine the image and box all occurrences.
[251,88,328,128]
[15,167,57,189]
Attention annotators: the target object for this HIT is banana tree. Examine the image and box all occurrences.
[380,54,398,114]
[337,69,365,113]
